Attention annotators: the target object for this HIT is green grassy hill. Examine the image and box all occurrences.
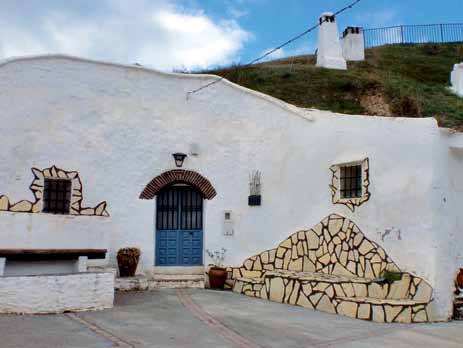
[203,43,463,129]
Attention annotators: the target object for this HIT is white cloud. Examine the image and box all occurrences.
[0,0,251,71]
[260,48,286,61]
[356,9,398,28]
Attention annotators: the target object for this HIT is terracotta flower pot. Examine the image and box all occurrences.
[457,268,463,289]
[117,247,140,278]
[208,267,228,289]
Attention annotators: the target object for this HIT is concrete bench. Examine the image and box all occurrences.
[0,249,107,276]
[233,269,432,323]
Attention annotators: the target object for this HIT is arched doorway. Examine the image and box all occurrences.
[140,169,216,266]
[155,184,203,266]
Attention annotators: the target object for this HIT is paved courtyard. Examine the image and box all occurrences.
[0,289,462,348]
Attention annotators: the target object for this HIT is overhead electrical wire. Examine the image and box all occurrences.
[187,0,362,97]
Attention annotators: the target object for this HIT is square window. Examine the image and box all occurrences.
[340,164,362,199]
[42,178,72,214]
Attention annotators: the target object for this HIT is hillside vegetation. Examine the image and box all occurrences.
[203,43,463,129]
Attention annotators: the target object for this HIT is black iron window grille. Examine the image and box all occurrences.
[42,178,72,214]
[340,164,362,199]
[156,186,203,230]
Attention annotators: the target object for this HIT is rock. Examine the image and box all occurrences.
[368,283,387,298]
[10,200,33,212]
[241,270,262,278]
[358,240,374,255]
[353,284,367,297]
[358,303,370,319]
[337,301,358,318]
[289,281,300,305]
[283,251,291,269]
[372,305,385,323]
[280,239,292,249]
[276,247,286,258]
[288,258,303,272]
[269,278,285,302]
[309,293,323,306]
[353,233,363,247]
[413,281,432,302]
[297,242,304,256]
[0,195,9,210]
[413,310,427,323]
[316,295,336,314]
[302,283,313,296]
[388,274,411,299]
[243,259,254,270]
[314,282,329,292]
[297,294,313,309]
[306,230,319,249]
[395,307,412,323]
[95,201,107,216]
[328,218,343,236]
[80,208,96,215]
[332,264,352,277]
[384,305,402,322]
[342,283,355,297]
[31,202,41,213]
[268,249,276,263]
[334,284,345,297]
[253,257,263,271]
[233,280,244,293]
[260,251,269,264]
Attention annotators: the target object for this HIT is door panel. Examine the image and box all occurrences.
[155,186,203,266]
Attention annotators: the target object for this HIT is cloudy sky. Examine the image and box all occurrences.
[0,0,461,71]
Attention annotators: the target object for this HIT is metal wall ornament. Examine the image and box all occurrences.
[248,170,262,206]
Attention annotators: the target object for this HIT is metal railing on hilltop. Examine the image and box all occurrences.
[363,23,463,48]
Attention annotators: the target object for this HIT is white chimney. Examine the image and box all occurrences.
[316,12,347,70]
[342,27,365,61]
[451,63,463,97]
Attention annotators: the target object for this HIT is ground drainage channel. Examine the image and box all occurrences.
[66,312,138,348]
[176,289,263,348]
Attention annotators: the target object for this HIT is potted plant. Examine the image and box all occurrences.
[117,247,141,277]
[206,248,227,289]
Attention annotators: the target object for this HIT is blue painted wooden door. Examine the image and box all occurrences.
[155,186,203,266]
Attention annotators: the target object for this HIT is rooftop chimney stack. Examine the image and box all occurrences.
[342,27,365,61]
[450,63,463,97]
[316,12,347,70]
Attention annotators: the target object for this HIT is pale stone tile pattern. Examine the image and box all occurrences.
[0,165,109,216]
[229,214,433,323]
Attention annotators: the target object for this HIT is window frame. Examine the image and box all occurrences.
[329,158,370,212]
[340,163,363,199]
[41,178,73,215]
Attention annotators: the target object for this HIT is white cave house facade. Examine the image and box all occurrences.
[0,55,462,322]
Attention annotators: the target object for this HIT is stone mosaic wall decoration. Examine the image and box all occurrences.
[0,165,109,216]
[227,213,433,323]
[329,158,370,212]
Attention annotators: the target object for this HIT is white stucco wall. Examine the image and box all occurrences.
[0,55,460,320]
[0,272,114,314]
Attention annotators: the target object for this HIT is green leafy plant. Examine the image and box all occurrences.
[382,270,403,284]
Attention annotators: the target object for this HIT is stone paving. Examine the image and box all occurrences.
[0,289,462,348]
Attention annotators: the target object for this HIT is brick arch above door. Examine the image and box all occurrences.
[139,169,217,200]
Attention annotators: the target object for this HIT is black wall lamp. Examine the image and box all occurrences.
[172,153,187,168]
